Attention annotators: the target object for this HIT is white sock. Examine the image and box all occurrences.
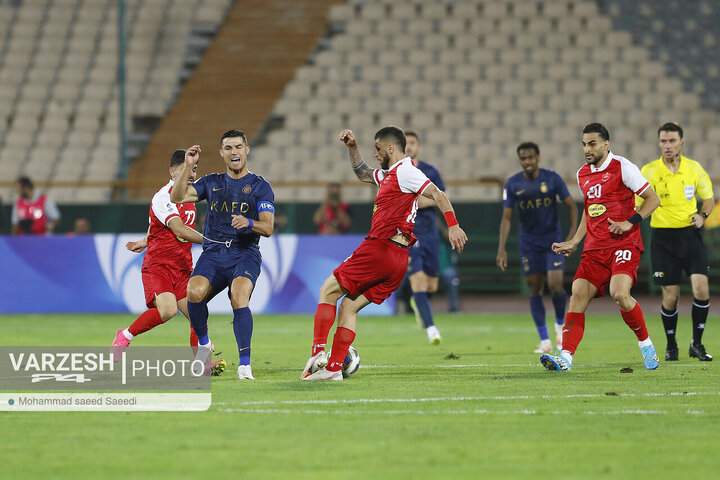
[122,329,134,341]
[555,323,564,335]
[638,338,653,348]
[560,350,574,365]
[426,325,440,338]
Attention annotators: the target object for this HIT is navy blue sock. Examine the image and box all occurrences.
[233,307,253,365]
[551,291,568,325]
[187,301,209,344]
[413,292,434,328]
[529,296,548,340]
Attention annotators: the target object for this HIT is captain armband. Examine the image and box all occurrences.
[257,201,275,214]
[627,213,643,225]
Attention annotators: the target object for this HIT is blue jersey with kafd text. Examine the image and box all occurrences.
[414,160,446,236]
[503,168,570,238]
[193,172,275,251]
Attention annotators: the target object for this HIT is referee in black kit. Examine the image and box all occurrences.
[638,122,714,361]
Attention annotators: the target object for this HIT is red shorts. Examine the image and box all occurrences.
[574,246,642,298]
[142,263,191,308]
[333,238,409,304]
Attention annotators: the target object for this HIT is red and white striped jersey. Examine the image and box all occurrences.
[577,152,649,251]
[368,157,432,246]
[144,180,197,272]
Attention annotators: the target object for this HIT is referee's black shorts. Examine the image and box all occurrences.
[651,227,709,285]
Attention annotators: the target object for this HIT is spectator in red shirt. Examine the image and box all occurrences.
[11,176,60,235]
[313,182,352,234]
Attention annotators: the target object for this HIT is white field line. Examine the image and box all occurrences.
[216,408,708,416]
[264,362,714,371]
[212,391,719,407]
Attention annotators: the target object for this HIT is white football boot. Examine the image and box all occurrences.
[191,342,213,376]
[534,339,553,354]
[302,367,343,381]
[301,351,328,379]
[237,365,255,380]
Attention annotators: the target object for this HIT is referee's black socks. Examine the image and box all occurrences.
[661,306,678,348]
[692,298,710,345]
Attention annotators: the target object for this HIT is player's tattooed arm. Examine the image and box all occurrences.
[340,129,375,184]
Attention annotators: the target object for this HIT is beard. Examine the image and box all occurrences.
[379,155,390,170]
[586,153,603,165]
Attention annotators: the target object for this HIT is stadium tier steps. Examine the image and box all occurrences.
[251,0,720,202]
[0,0,231,203]
[599,0,720,111]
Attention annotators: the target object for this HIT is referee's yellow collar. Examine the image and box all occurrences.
[657,154,690,172]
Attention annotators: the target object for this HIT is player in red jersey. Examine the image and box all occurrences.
[112,150,224,373]
[541,123,661,371]
[302,126,467,380]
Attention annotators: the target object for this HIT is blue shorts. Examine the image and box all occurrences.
[519,232,564,276]
[191,247,262,297]
[408,233,440,277]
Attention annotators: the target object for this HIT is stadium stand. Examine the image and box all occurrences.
[247,0,720,202]
[2,0,720,204]
[0,0,231,202]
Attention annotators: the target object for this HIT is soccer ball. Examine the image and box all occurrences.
[327,346,360,378]
[342,346,360,378]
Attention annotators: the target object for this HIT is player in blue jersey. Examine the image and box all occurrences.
[404,131,446,344]
[170,130,275,380]
[496,142,578,353]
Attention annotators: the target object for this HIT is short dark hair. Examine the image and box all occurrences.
[582,122,610,141]
[658,122,683,139]
[405,130,420,143]
[169,149,186,168]
[17,176,33,189]
[374,125,406,153]
[516,142,540,156]
[220,129,248,146]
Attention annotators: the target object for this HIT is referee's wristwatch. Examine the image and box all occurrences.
[700,211,709,219]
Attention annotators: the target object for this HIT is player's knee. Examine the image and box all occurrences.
[157,304,177,321]
[186,283,208,303]
[691,283,710,300]
[548,285,564,297]
[610,289,632,307]
[230,294,250,309]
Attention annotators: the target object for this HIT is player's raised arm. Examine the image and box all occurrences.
[339,129,375,184]
[170,145,201,203]
[422,183,467,253]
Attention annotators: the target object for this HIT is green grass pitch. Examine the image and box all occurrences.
[2,310,718,479]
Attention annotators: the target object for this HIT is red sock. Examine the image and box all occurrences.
[327,327,356,372]
[312,303,336,355]
[128,309,163,336]
[190,326,199,355]
[561,312,585,355]
[621,302,649,341]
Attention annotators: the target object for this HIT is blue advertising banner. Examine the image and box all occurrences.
[0,234,395,315]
